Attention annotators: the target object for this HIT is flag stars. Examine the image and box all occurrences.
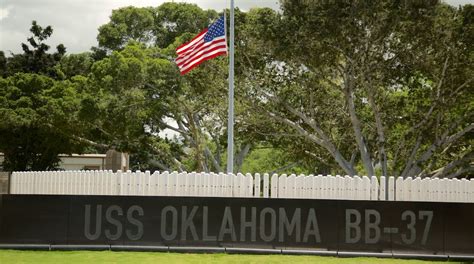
[204,16,225,42]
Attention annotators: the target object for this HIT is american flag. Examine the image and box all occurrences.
[176,16,227,75]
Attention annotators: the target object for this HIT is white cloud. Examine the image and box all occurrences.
[0,6,12,21]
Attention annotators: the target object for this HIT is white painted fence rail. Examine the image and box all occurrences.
[9,171,474,203]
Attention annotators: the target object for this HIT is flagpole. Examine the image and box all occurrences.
[226,0,235,173]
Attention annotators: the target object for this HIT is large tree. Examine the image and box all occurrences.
[238,2,473,178]
[76,42,187,171]
[0,22,84,170]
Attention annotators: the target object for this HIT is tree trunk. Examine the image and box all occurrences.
[235,143,251,173]
[366,88,387,176]
[344,71,375,176]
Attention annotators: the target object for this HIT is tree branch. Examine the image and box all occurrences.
[146,143,186,172]
[149,159,171,172]
[73,136,110,150]
[445,167,474,179]
[159,120,189,135]
[429,151,474,178]
[405,122,474,177]
[266,110,356,175]
[400,136,422,178]
[270,161,301,175]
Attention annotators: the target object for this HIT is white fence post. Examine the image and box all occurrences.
[26,172,30,194]
[470,179,474,202]
[152,171,160,196]
[395,177,403,201]
[279,174,287,198]
[413,177,421,201]
[271,174,278,198]
[453,179,461,202]
[447,179,454,202]
[217,172,223,197]
[312,175,318,199]
[9,172,15,194]
[263,173,269,198]
[405,177,413,201]
[388,176,395,201]
[11,172,16,194]
[171,171,179,196]
[225,173,232,197]
[460,179,467,203]
[421,178,430,202]
[15,172,21,194]
[211,172,217,197]
[379,176,386,201]
[175,172,182,197]
[321,175,328,199]
[362,176,370,200]
[42,171,48,194]
[370,176,378,200]
[245,173,252,197]
[254,173,261,198]
[432,178,438,202]
[343,176,350,200]
[287,174,295,199]
[24,172,29,194]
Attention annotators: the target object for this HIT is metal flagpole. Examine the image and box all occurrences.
[226,0,235,173]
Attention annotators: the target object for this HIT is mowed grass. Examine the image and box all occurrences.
[0,250,463,264]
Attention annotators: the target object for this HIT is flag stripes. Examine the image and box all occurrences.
[175,16,227,75]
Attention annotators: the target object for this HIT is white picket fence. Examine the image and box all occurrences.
[9,170,474,203]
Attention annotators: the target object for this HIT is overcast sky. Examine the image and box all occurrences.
[0,0,470,55]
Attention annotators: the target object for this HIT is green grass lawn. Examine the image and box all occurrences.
[0,250,464,264]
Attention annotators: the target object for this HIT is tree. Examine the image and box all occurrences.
[156,42,231,172]
[75,42,187,171]
[0,22,94,170]
[5,21,66,77]
[96,3,218,51]
[95,5,253,173]
[237,2,473,178]
[97,6,156,51]
[0,73,85,170]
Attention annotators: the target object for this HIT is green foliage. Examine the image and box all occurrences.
[74,42,183,170]
[0,73,84,170]
[240,147,310,175]
[96,3,218,51]
[98,6,156,50]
